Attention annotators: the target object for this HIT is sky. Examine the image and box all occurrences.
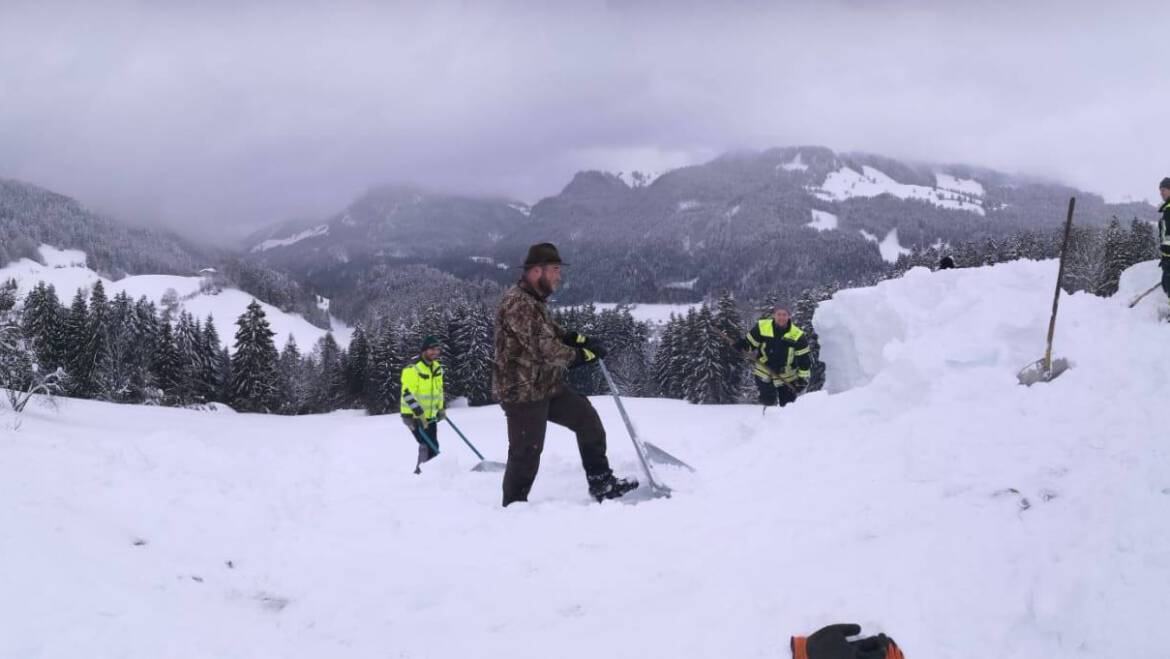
[0,0,1166,244]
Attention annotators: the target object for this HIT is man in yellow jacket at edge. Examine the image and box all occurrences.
[401,335,445,474]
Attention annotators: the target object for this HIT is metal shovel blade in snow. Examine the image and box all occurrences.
[1017,357,1070,386]
[1019,197,1076,386]
[642,440,696,472]
[444,416,506,472]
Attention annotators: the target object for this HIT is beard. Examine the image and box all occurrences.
[536,271,557,296]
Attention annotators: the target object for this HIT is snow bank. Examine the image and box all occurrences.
[811,166,985,215]
[5,259,1168,658]
[1,245,344,351]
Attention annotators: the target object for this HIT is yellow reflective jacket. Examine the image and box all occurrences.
[400,358,444,419]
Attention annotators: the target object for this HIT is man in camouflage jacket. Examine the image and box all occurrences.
[493,243,638,506]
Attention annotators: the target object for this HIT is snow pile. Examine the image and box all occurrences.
[250,224,330,253]
[4,258,1168,658]
[1,245,347,351]
[807,209,838,232]
[810,166,985,215]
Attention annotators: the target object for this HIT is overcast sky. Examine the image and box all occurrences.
[1,0,1165,243]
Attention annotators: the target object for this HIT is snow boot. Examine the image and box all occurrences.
[587,472,639,502]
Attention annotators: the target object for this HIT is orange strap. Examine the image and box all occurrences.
[791,636,808,659]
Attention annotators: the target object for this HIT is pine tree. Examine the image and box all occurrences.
[197,315,226,403]
[277,336,310,414]
[20,282,65,372]
[62,288,93,397]
[174,312,202,405]
[453,303,495,406]
[652,314,683,399]
[367,321,405,414]
[230,300,280,413]
[712,291,748,401]
[682,305,738,404]
[312,332,345,412]
[343,324,370,407]
[151,317,184,405]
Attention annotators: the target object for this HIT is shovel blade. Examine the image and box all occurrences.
[642,441,695,472]
[1017,357,1070,386]
[470,460,507,472]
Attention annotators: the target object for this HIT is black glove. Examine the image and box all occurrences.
[569,347,601,369]
[401,415,419,430]
[436,409,446,421]
[791,624,903,659]
[792,378,809,392]
[563,331,606,358]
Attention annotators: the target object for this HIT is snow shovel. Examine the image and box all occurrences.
[444,415,506,472]
[1128,283,1162,308]
[597,360,684,498]
[1018,196,1075,386]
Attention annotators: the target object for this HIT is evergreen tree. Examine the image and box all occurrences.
[277,336,310,414]
[62,288,93,397]
[197,315,227,403]
[712,291,748,400]
[20,282,65,372]
[452,303,495,405]
[652,314,684,399]
[311,332,345,412]
[683,305,738,404]
[151,317,184,405]
[230,300,280,413]
[367,321,405,414]
[343,323,370,407]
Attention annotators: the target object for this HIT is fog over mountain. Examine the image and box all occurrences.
[0,1,1165,243]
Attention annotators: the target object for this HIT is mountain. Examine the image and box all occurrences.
[245,146,1156,318]
[0,178,330,328]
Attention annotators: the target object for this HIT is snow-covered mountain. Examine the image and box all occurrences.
[0,244,350,349]
[241,146,1157,315]
[5,258,1166,657]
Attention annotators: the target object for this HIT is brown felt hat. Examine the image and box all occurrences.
[522,242,568,268]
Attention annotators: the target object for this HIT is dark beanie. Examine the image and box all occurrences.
[420,336,441,351]
[1160,177,1170,190]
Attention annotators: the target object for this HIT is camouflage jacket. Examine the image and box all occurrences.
[492,282,578,403]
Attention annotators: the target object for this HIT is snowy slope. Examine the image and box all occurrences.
[4,259,1168,658]
[810,166,986,215]
[250,224,330,253]
[1,245,348,351]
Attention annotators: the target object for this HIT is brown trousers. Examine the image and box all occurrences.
[500,388,610,506]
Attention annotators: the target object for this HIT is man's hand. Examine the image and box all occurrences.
[436,409,447,421]
[563,331,606,357]
[570,347,601,368]
[791,624,902,659]
[792,378,809,392]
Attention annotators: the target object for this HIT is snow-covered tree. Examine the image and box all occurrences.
[229,300,280,413]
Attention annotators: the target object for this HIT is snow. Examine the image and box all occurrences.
[1,244,345,352]
[859,229,879,243]
[810,166,986,215]
[677,200,700,212]
[807,209,838,232]
[725,204,741,218]
[250,224,330,253]
[507,202,531,217]
[778,152,809,172]
[5,258,1169,658]
[877,228,911,263]
[934,173,985,198]
[663,277,699,290]
[576,302,702,325]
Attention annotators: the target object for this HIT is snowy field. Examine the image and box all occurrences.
[3,259,1168,658]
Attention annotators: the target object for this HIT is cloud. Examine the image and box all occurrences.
[0,0,1165,243]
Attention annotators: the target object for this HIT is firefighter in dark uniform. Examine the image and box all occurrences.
[1158,177,1170,303]
[736,306,813,407]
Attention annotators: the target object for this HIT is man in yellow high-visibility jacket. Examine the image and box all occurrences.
[735,306,812,407]
[401,335,445,474]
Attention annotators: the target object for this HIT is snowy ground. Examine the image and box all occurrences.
[3,259,1168,658]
